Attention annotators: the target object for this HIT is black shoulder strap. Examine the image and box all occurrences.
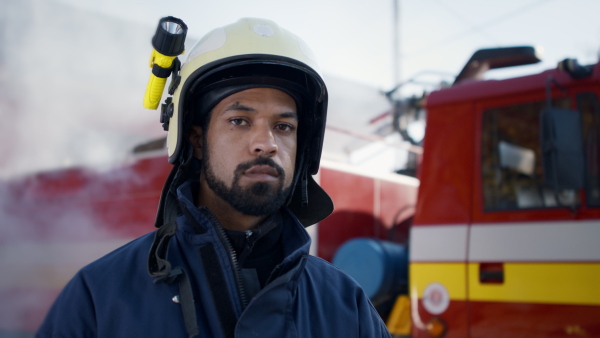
[148,221,200,337]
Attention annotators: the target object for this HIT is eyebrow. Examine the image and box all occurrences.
[224,102,255,113]
[278,112,299,120]
[223,102,298,120]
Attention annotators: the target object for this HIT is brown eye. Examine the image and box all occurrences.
[276,123,295,132]
[230,118,249,126]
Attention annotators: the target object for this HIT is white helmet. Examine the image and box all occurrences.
[156,18,333,226]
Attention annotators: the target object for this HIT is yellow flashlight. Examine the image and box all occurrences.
[143,16,187,110]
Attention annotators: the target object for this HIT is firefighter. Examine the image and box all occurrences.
[37,18,391,337]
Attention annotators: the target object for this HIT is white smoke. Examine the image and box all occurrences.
[0,0,173,334]
[0,0,169,180]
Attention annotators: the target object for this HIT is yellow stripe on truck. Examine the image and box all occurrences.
[410,263,467,300]
[468,262,600,305]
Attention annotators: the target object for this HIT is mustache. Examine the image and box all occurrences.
[234,157,285,178]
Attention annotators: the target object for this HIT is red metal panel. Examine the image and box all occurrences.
[414,101,475,226]
[2,156,171,243]
[317,167,376,262]
[469,301,600,337]
[377,179,417,244]
[411,299,469,338]
[426,62,600,108]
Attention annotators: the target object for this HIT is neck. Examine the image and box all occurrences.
[197,179,267,231]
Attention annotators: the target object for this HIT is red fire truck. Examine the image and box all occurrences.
[1,46,598,337]
[325,46,600,337]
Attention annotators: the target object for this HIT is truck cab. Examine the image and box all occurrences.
[328,47,600,337]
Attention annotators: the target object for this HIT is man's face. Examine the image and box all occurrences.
[192,87,298,216]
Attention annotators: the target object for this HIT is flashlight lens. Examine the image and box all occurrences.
[162,21,184,35]
[152,16,188,56]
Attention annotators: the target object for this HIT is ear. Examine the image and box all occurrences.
[188,126,204,160]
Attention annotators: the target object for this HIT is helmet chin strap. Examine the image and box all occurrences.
[287,141,310,207]
[301,172,309,207]
[154,142,200,228]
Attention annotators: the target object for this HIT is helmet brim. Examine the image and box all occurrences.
[287,175,334,227]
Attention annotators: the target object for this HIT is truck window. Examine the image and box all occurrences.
[577,92,600,207]
[481,98,578,211]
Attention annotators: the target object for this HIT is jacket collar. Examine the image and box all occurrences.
[174,180,312,264]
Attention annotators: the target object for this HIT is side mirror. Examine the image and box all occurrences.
[540,107,585,190]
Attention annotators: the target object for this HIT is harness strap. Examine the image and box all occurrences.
[177,268,200,338]
[148,221,200,337]
[148,221,178,277]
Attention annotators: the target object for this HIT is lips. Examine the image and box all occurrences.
[244,165,280,180]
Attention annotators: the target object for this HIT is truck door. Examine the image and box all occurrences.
[469,92,600,337]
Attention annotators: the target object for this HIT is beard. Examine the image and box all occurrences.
[202,147,293,216]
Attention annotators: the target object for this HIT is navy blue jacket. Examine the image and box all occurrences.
[37,181,391,337]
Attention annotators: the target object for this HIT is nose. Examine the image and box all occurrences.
[250,124,278,157]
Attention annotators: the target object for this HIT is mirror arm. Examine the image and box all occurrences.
[545,76,567,108]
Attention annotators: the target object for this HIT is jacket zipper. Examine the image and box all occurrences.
[245,230,255,252]
[215,222,249,310]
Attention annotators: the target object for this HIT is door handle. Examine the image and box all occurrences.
[479,262,504,284]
